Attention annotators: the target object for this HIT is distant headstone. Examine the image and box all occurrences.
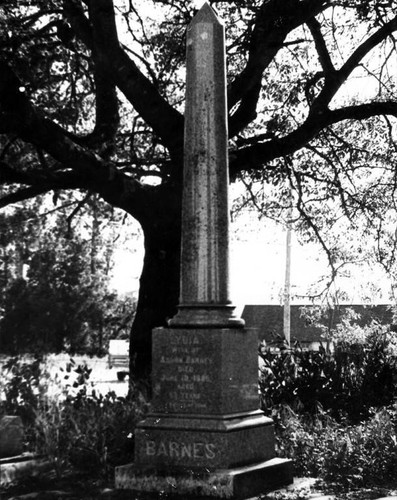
[115,3,293,498]
[0,416,24,458]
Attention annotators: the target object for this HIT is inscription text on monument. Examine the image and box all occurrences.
[155,331,214,413]
[145,440,217,460]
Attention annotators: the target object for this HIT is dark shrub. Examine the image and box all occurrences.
[0,356,148,477]
[273,403,397,488]
[259,325,397,422]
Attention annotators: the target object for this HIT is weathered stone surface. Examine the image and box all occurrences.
[115,4,293,497]
[0,454,52,485]
[123,323,293,494]
[115,458,293,499]
[151,327,259,415]
[0,415,24,458]
[168,3,243,328]
[180,3,229,305]
[134,412,275,469]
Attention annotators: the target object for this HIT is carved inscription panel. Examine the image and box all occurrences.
[154,331,216,413]
[145,440,216,461]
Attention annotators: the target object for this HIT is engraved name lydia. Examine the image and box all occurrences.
[159,333,212,367]
[159,334,212,364]
[145,440,216,460]
[157,333,213,411]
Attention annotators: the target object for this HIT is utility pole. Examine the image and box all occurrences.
[283,187,293,346]
[283,224,291,346]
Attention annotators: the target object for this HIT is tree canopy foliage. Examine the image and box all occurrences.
[1,0,397,377]
[0,195,136,354]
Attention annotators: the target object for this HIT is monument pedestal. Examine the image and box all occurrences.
[116,458,292,499]
[115,5,293,497]
[115,328,293,498]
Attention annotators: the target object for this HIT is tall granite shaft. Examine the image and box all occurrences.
[115,4,293,498]
[169,3,243,327]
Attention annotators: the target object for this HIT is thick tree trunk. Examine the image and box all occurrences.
[129,186,182,384]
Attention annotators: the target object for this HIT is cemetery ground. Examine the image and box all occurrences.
[1,328,397,500]
[0,354,130,400]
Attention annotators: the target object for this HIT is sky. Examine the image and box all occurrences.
[109,2,395,308]
[110,198,394,309]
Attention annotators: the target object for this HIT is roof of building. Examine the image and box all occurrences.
[241,304,394,343]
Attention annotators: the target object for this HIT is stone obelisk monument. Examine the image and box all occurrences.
[168,1,243,329]
[115,4,293,498]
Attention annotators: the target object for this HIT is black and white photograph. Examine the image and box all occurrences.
[1,1,397,499]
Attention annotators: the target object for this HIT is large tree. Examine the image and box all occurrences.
[1,0,397,380]
[0,195,136,355]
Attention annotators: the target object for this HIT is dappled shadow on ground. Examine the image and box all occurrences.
[2,470,397,500]
[0,470,240,500]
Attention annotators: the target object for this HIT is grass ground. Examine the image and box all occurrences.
[1,470,397,500]
[1,355,397,500]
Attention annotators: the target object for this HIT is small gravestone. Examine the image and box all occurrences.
[0,416,24,458]
[0,416,53,486]
[115,3,293,498]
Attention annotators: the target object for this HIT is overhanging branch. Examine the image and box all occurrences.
[311,14,397,111]
[64,0,184,160]
[328,101,397,123]
[230,100,397,176]
[0,186,51,208]
[83,0,119,152]
[307,16,335,74]
[0,62,153,220]
[228,0,328,137]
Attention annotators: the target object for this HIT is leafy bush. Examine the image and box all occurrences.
[34,387,147,477]
[259,325,397,421]
[273,404,397,488]
[264,321,397,489]
[0,356,148,477]
[0,356,48,424]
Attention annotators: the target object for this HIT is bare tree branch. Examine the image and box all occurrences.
[230,99,397,177]
[0,186,50,208]
[228,0,329,137]
[64,0,184,162]
[77,1,120,154]
[311,13,397,111]
[307,16,335,74]
[0,63,156,222]
[328,101,397,122]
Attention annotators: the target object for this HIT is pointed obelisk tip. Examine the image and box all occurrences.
[191,2,221,25]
